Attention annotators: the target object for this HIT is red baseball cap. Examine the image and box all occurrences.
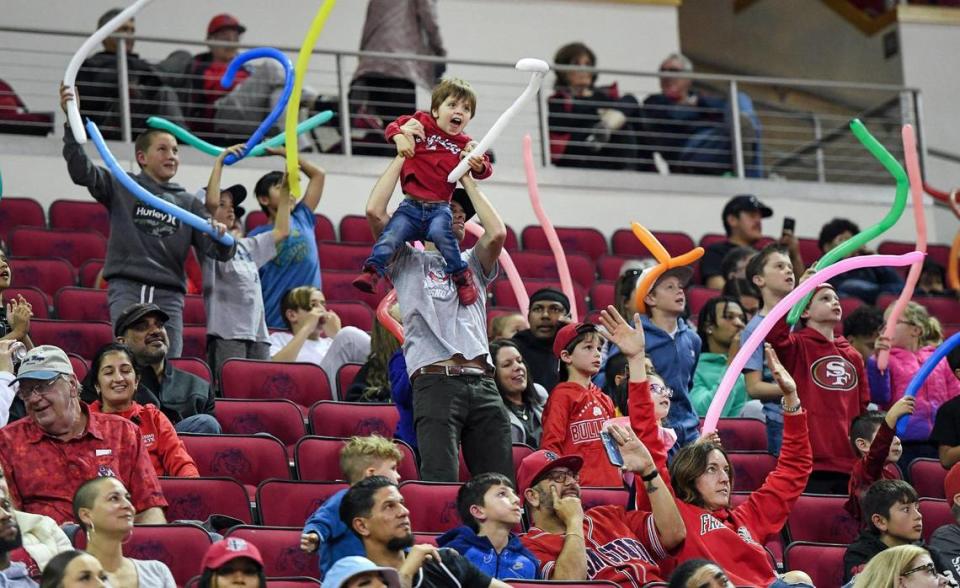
[207,13,246,36]
[201,538,263,571]
[552,322,598,358]
[945,463,960,504]
[516,450,583,500]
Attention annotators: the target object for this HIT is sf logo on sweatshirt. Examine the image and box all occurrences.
[810,355,859,391]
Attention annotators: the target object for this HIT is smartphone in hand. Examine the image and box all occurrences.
[600,430,624,468]
[782,217,796,234]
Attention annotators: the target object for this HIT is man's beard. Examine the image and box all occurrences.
[387,532,414,552]
[0,528,22,553]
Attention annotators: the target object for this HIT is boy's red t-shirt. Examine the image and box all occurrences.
[540,381,623,487]
[384,111,492,202]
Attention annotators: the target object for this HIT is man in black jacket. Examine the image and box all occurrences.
[75,8,186,139]
[511,289,570,392]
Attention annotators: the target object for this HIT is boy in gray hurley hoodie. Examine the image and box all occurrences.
[59,83,235,358]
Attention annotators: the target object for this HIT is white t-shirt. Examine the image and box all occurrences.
[268,331,333,366]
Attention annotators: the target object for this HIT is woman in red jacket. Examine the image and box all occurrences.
[598,306,814,588]
[84,343,199,478]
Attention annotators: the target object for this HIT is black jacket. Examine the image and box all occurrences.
[511,329,559,392]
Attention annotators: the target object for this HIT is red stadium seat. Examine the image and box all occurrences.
[159,477,253,524]
[168,358,212,383]
[67,353,88,382]
[728,451,777,493]
[589,282,615,311]
[181,434,291,495]
[838,296,865,319]
[29,319,112,360]
[413,533,440,546]
[910,458,947,499]
[0,198,45,243]
[317,241,372,271]
[183,295,206,325]
[54,287,109,322]
[491,279,587,318]
[783,542,847,588]
[512,444,535,481]
[125,523,213,586]
[338,215,374,244]
[220,359,332,410]
[215,399,306,448]
[9,257,76,298]
[9,228,106,269]
[875,293,960,324]
[580,487,630,510]
[509,251,597,289]
[320,270,388,309]
[335,363,363,400]
[226,526,318,579]
[716,418,767,452]
[399,481,462,533]
[786,494,860,544]
[797,238,821,268]
[48,199,110,237]
[245,211,268,234]
[326,301,374,332]
[1,286,49,318]
[460,224,520,252]
[295,436,418,482]
[267,578,321,587]
[314,214,336,242]
[79,259,104,288]
[256,480,349,527]
[611,229,696,258]
[698,234,727,249]
[686,286,721,319]
[521,226,608,260]
[596,255,631,281]
[181,325,207,361]
[507,581,620,588]
[919,498,952,543]
[879,240,951,269]
[309,401,398,439]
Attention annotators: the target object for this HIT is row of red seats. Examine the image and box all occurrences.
[4,197,951,278]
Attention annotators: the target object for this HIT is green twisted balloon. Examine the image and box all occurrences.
[786,118,910,325]
[145,110,333,158]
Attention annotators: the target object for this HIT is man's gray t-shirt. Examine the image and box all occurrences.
[202,232,276,342]
[388,245,497,376]
[931,524,960,581]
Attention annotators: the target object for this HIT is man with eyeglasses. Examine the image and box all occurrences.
[519,441,685,586]
[512,289,571,392]
[0,346,166,526]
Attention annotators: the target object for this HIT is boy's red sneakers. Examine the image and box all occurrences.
[452,269,479,306]
[352,267,380,293]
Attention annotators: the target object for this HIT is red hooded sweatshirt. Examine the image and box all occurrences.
[384,111,492,202]
[768,317,869,472]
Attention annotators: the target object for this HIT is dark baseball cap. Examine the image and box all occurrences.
[552,322,599,358]
[722,194,773,220]
[114,303,169,337]
[221,184,247,217]
[451,188,476,221]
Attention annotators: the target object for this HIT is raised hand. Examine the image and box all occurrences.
[598,305,645,358]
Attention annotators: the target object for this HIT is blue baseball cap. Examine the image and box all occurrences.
[321,557,401,588]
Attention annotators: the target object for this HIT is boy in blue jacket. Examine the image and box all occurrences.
[301,435,403,578]
[438,473,539,580]
[637,266,702,449]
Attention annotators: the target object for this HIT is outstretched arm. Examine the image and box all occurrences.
[204,145,245,215]
[460,173,505,275]
[365,156,405,240]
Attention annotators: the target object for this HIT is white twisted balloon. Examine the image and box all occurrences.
[63,0,155,143]
[446,58,549,183]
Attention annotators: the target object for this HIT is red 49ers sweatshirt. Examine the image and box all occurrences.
[768,317,869,472]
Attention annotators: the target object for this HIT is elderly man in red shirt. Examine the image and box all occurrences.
[0,346,166,525]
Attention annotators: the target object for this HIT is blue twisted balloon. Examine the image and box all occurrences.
[895,331,960,437]
[221,47,295,165]
[86,119,235,246]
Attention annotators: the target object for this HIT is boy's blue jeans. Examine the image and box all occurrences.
[364,198,467,276]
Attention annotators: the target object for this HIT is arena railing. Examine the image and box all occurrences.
[0,26,924,185]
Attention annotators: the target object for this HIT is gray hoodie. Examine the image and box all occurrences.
[62,126,235,292]
[931,524,960,582]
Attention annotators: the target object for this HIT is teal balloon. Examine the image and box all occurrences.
[786,119,910,325]
[145,110,333,158]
